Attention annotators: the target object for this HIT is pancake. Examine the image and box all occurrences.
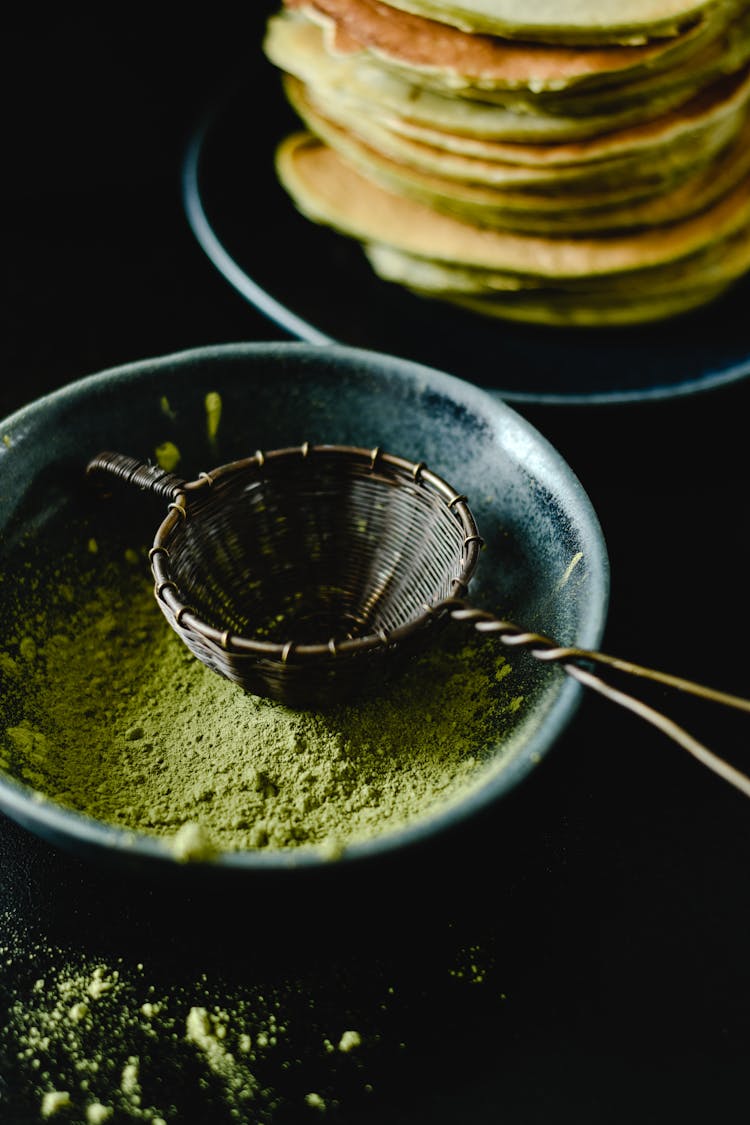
[446,11,750,114]
[283,80,750,235]
[285,66,750,189]
[379,62,750,166]
[264,12,714,140]
[437,284,731,324]
[364,226,750,323]
[365,221,750,296]
[286,0,733,92]
[287,94,750,232]
[379,0,724,46]
[274,131,750,279]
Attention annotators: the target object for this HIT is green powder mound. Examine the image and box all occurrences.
[0,555,524,856]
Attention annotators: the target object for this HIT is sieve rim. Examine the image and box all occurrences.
[148,442,483,661]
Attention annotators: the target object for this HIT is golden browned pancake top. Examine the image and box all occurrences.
[287,0,713,86]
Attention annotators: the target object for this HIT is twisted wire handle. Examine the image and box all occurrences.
[86,452,188,502]
[441,598,750,800]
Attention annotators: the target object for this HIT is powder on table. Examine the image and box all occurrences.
[0,552,524,856]
[6,954,172,1123]
[0,924,371,1123]
[86,1105,114,1124]
[41,1090,71,1118]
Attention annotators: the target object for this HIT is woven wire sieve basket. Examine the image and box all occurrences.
[87,441,750,802]
[87,443,482,708]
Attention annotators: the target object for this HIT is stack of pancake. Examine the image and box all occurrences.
[264,0,750,325]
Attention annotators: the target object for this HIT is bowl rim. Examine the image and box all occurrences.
[0,341,610,873]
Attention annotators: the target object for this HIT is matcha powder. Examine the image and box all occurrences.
[0,553,524,857]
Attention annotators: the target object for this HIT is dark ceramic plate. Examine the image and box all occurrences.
[0,343,607,874]
[182,60,750,406]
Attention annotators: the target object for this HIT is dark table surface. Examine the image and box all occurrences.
[3,11,750,1125]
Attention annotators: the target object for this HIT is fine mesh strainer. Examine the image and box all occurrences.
[87,443,750,800]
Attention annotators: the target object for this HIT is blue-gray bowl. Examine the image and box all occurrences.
[0,343,609,874]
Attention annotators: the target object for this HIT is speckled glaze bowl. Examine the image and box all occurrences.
[0,343,609,874]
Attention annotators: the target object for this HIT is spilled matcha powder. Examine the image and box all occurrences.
[0,548,524,857]
[0,919,377,1122]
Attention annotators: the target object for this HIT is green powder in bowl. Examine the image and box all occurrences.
[0,544,525,863]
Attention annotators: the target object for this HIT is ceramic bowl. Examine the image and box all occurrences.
[0,343,609,874]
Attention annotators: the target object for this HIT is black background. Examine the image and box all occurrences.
[3,9,750,1124]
